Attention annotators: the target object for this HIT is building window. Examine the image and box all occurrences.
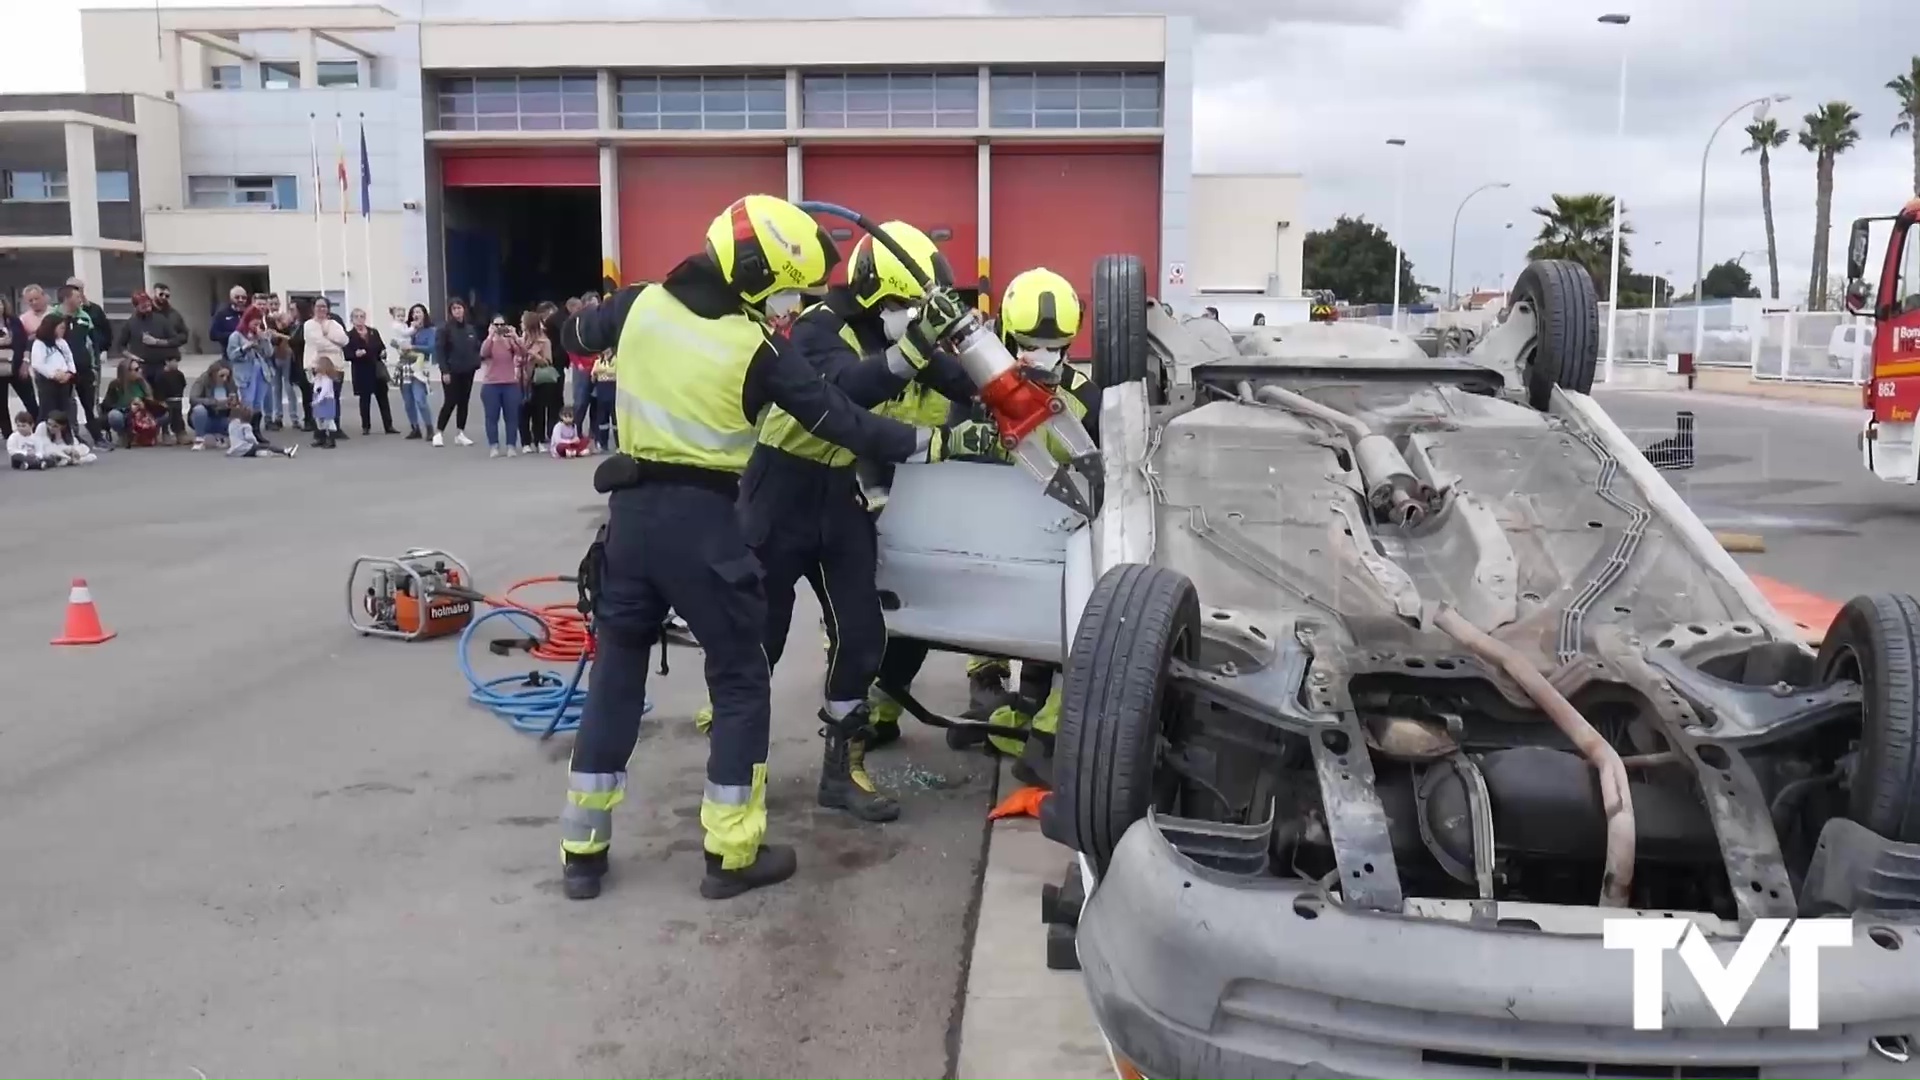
[208,64,242,90]
[616,73,785,131]
[989,70,1162,129]
[2,170,67,201]
[317,60,361,88]
[436,74,598,131]
[801,71,978,129]
[96,171,131,202]
[261,61,301,90]
[188,174,300,210]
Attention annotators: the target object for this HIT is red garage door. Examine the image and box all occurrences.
[618,148,787,283]
[801,146,977,289]
[990,146,1161,357]
[441,147,598,187]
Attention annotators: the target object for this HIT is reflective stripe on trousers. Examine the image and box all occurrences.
[561,769,626,856]
[700,762,768,870]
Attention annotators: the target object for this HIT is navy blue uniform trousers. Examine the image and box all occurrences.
[574,483,771,792]
[738,448,884,705]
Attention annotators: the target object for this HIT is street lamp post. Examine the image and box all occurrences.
[1448,180,1511,309]
[1387,137,1407,332]
[1599,12,1631,385]
[1500,221,1515,293]
[1692,94,1789,364]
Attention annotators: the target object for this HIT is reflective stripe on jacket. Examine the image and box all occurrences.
[757,310,863,468]
[614,284,766,472]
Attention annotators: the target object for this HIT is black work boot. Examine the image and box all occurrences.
[700,844,798,900]
[964,662,1014,720]
[865,718,901,751]
[311,429,327,448]
[562,851,607,900]
[817,707,900,822]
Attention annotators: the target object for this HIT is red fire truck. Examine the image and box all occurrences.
[1852,197,1920,482]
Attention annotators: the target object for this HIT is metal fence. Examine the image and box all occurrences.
[1595,303,1872,385]
[1277,302,1874,387]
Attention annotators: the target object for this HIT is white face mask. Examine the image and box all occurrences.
[764,291,804,318]
[1017,346,1064,371]
[880,307,916,342]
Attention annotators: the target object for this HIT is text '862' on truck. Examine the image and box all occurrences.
[887,253,1920,1078]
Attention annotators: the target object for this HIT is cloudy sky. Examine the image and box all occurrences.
[7,0,1915,301]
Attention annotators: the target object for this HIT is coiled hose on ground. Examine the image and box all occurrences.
[457,576,650,738]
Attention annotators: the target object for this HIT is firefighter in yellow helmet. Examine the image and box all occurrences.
[555,195,980,902]
[869,267,1099,785]
[737,220,988,821]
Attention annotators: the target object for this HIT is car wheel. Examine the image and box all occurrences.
[1053,563,1200,870]
[1090,254,1162,404]
[1511,259,1599,410]
[1817,592,1920,841]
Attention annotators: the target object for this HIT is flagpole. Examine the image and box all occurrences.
[308,113,326,301]
[360,114,375,319]
[335,112,350,311]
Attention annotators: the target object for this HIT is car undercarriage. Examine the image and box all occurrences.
[875,257,1920,1079]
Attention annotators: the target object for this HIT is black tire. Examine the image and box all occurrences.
[1817,593,1920,841]
[1090,254,1161,404]
[1511,259,1599,410]
[1053,563,1200,870]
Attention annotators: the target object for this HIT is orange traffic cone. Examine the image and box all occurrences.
[51,577,116,646]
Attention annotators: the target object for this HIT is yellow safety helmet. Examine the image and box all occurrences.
[704,194,840,305]
[849,222,954,309]
[999,267,1081,347]
[1309,303,1337,322]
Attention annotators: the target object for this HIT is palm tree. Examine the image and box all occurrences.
[1527,193,1631,300]
[1798,102,1863,310]
[1891,55,1920,197]
[1743,118,1790,300]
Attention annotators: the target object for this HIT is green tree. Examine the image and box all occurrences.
[1302,215,1419,305]
[1700,259,1759,299]
[1891,55,1920,197]
[1619,270,1669,308]
[1527,193,1631,300]
[1799,101,1863,309]
[1743,117,1790,300]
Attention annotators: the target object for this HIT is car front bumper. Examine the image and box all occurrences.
[1076,820,1920,1080]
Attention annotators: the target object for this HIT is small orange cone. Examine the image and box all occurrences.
[51,577,116,646]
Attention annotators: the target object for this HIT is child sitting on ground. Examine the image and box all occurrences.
[149,356,188,446]
[8,411,50,469]
[35,414,97,465]
[590,352,617,451]
[549,406,593,458]
[311,357,341,449]
[127,398,161,447]
[226,404,297,459]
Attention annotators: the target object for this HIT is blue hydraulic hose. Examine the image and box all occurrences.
[458,606,651,737]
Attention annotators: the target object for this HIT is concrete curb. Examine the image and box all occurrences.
[954,762,1113,1080]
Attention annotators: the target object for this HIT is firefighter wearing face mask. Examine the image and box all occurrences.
[868,268,1098,783]
[554,195,982,903]
[737,220,987,823]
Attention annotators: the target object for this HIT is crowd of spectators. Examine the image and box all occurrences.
[3,280,620,470]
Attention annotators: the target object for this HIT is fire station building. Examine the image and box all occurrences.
[46,1,1204,354]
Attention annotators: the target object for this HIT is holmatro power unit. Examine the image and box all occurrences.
[347,549,478,641]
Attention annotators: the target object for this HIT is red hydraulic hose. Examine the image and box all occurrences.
[483,575,595,662]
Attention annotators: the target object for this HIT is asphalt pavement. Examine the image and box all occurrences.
[1594,388,1920,601]
[2,382,1909,1080]
[0,427,993,1079]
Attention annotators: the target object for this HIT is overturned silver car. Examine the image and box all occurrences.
[875,258,1920,1079]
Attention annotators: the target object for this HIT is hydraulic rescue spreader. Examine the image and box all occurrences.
[796,201,1103,519]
